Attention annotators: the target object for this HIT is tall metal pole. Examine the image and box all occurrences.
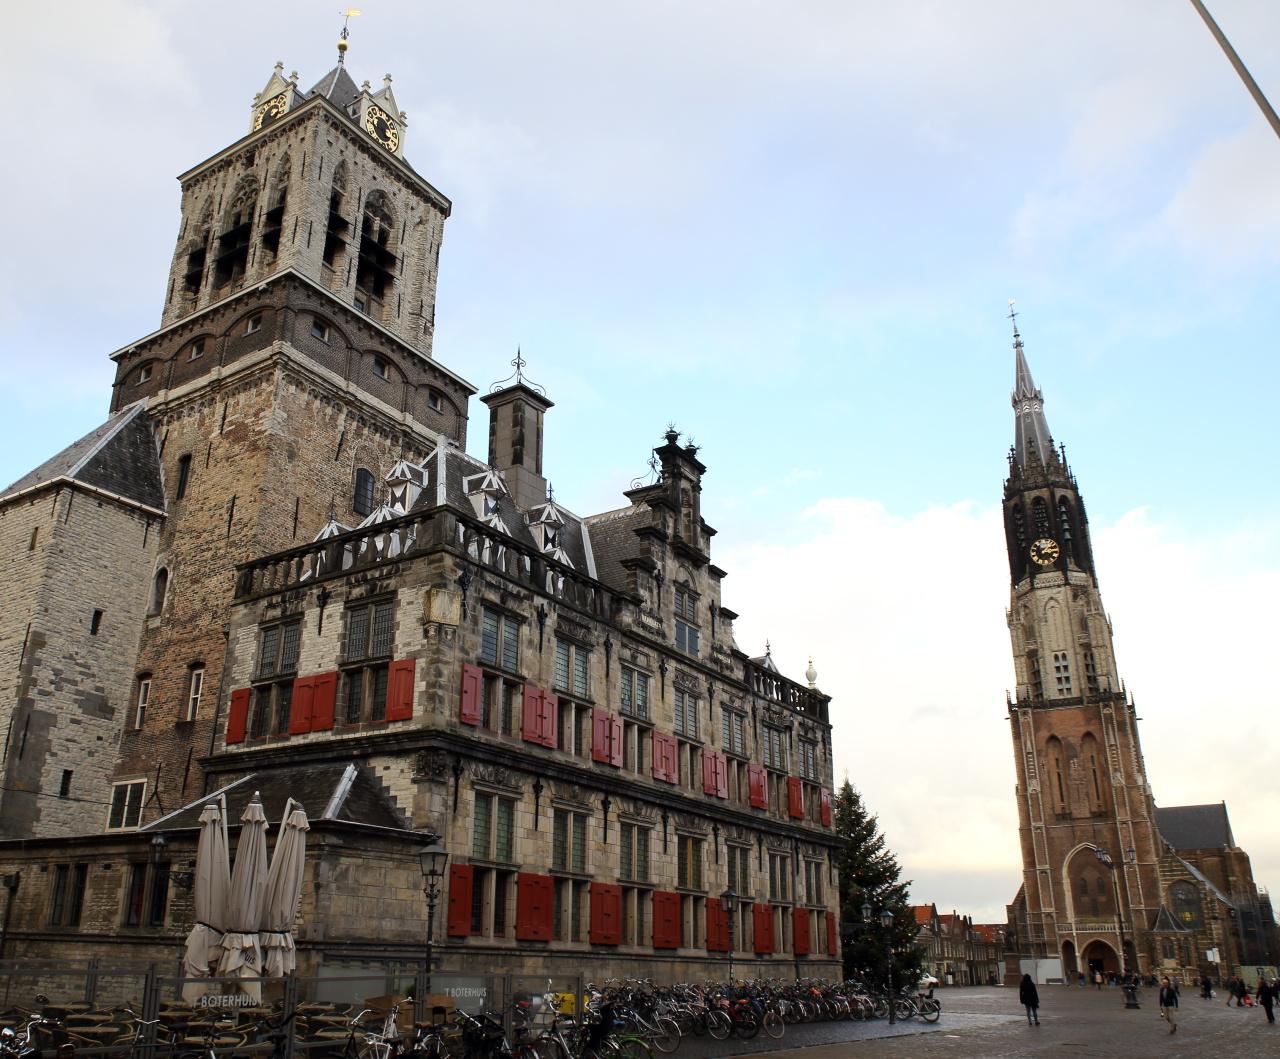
[1188,0,1280,140]
[424,882,439,1013]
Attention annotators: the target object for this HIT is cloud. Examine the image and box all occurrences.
[718,496,1280,923]
[1157,122,1280,268]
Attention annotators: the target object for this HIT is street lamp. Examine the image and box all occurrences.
[418,842,449,1016]
[721,888,739,987]
[1094,846,1141,1009]
[862,901,897,1025]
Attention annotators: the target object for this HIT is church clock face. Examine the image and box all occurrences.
[253,92,288,131]
[364,105,400,152]
[1030,538,1060,566]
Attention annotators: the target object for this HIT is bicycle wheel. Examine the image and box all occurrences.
[894,998,914,1021]
[871,998,888,1020]
[762,1011,784,1039]
[733,1015,759,1040]
[919,1000,941,1024]
[705,1012,731,1042]
[616,1037,652,1059]
[647,1017,679,1055]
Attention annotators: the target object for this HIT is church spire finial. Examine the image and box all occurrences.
[1008,302,1054,470]
[337,8,361,64]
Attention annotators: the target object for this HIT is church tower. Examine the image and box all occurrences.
[99,48,478,822]
[1002,316,1163,980]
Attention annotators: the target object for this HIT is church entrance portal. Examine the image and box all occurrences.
[1082,939,1119,977]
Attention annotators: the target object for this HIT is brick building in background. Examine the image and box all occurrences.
[0,50,841,982]
[1000,320,1276,984]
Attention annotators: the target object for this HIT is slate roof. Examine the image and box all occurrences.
[1012,329,1055,471]
[142,762,412,834]
[582,504,649,594]
[1,402,164,511]
[1156,803,1235,851]
[308,65,361,108]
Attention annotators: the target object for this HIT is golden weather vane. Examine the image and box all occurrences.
[337,8,361,64]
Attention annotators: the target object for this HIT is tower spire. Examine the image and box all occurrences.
[1008,301,1054,470]
[337,8,360,64]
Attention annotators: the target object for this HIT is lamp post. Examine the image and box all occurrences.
[863,901,897,1025]
[1095,846,1141,1009]
[721,887,738,988]
[418,842,449,1017]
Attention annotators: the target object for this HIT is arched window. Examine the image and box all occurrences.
[354,190,398,317]
[1171,882,1203,930]
[323,162,349,271]
[261,155,290,259]
[353,468,375,516]
[1081,733,1105,811]
[1047,736,1066,812]
[215,177,258,288]
[183,199,214,296]
[149,567,169,617]
[1032,496,1051,537]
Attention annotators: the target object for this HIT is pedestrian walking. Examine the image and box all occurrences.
[1258,977,1277,1025]
[1019,973,1040,1026]
[1160,976,1179,1034]
[1094,970,1103,990]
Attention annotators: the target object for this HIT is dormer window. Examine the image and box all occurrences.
[246,313,263,335]
[310,319,331,343]
[137,365,152,384]
[373,357,388,380]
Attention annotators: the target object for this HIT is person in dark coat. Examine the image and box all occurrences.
[1019,973,1040,1026]
[1159,976,1179,1034]
[1258,977,1277,1025]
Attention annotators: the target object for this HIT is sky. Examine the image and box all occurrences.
[2,1,1278,922]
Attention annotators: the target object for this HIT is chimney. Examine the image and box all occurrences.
[481,382,553,511]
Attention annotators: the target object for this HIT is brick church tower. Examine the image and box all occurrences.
[1002,317,1164,980]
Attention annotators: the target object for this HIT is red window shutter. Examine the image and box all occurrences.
[748,763,768,809]
[702,749,717,795]
[820,787,833,827]
[591,708,612,763]
[793,907,811,956]
[788,776,805,819]
[385,658,415,721]
[706,897,729,952]
[521,685,556,748]
[714,752,729,799]
[753,903,774,954]
[589,882,622,945]
[447,864,473,936]
[226,688,250,744]
[310,671,338,731]
[459,663,483,725]
[609,713,624,767]
[651,732,676,784]
[826,911,838,956]
[653,891,680,949]
[289,676,315,734]
[516,872,554,941]
[539,692,558,747]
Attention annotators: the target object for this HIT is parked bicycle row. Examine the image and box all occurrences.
[1,976,940,1059]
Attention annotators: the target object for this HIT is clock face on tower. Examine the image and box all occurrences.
[364,105,400,152]
[253,92,288,131]
[1030,538,1060,566]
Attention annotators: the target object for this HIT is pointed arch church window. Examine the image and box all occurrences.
[355,190,398,320]
[214,177,258,289]
[149,568,168,617]
[261,155,290,259]
[323,163,350,271]
[1032,497,1051,537]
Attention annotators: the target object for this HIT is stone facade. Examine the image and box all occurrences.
[0,475,159,838]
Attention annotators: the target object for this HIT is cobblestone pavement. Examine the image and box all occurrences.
[683,985,1280,1059]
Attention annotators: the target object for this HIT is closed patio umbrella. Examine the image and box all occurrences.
[216,794,270,1001]
[260,804,310,978]
[181,801,230,1003]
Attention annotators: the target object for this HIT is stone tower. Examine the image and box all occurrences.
[1002,320,1163,979]
[100,54,477,823]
